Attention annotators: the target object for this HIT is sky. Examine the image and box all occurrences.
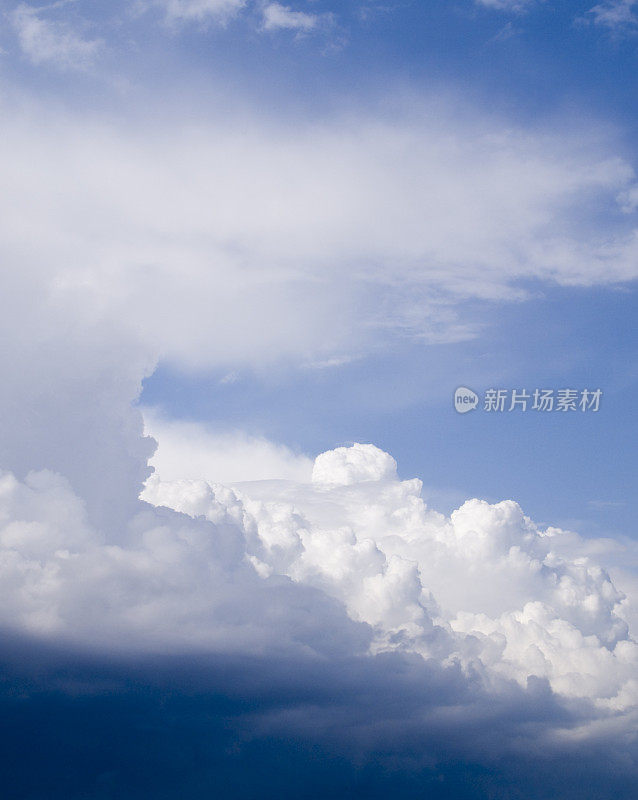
[1,0,638,797]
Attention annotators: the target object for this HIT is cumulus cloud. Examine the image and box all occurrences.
[0,432,627,716]
[0,467,369,655]
[2,427,638,794]
[10,3,102,69]
[311,442,398,486]
[143,443,638,709]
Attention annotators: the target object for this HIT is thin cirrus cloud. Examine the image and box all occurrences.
[140,0,329,30]
[261,2,332,32]
[475,0,638,32]
[589,0,638,28]
[474,0,535,10]
[148,0,247,24]
[10,2,103,69]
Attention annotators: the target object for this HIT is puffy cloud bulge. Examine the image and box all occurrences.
[141,443,638,711]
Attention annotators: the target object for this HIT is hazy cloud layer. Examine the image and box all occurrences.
[1,99,638,377]
[143,409,314,483]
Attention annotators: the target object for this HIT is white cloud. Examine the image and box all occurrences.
[1,9,637,786]
[150,0,246,24]
[11,3,102,69]
[474,0,535,11]
[144,443,638,709]
[311,442,398,486]
[142,409,314,484]
[261,2,329,32]
[0,467,367,654]
[0,88,636,730]
[0,98,637,379]
[0,94,636,543]
[2,439,637,717]
[589,0,638,29]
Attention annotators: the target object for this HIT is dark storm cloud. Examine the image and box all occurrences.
[0,631,636,800]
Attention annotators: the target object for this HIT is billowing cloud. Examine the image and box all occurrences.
[0,466,369,655]
[0,430,637,798]
[142,442,638,711]
[3,415,637,717]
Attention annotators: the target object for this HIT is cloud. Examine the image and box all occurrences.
[4,634,637,800]
[1,91,637,542]
[171,445,637,709]
[2,436,638,797]
[0,466,369,655]
[1,76,638,796]
[10,3,102,69]
[149,0,247,25]
[0,97,637,381]
[4,435,635,715]
[261,2,331,32]
[0,7,636,796]
[311,442,398,486]
[474,0,536,12]
[142,409,314,483]
[589,0,638,29]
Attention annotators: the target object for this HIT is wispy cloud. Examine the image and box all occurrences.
[148,0,247,25]
[10,2,102,70]
[589,0,638,30]
[1,99,635,375]
[474,0,536,12]
[261,2,333,33]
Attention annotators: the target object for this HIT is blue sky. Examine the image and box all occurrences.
[6,0,638,118]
